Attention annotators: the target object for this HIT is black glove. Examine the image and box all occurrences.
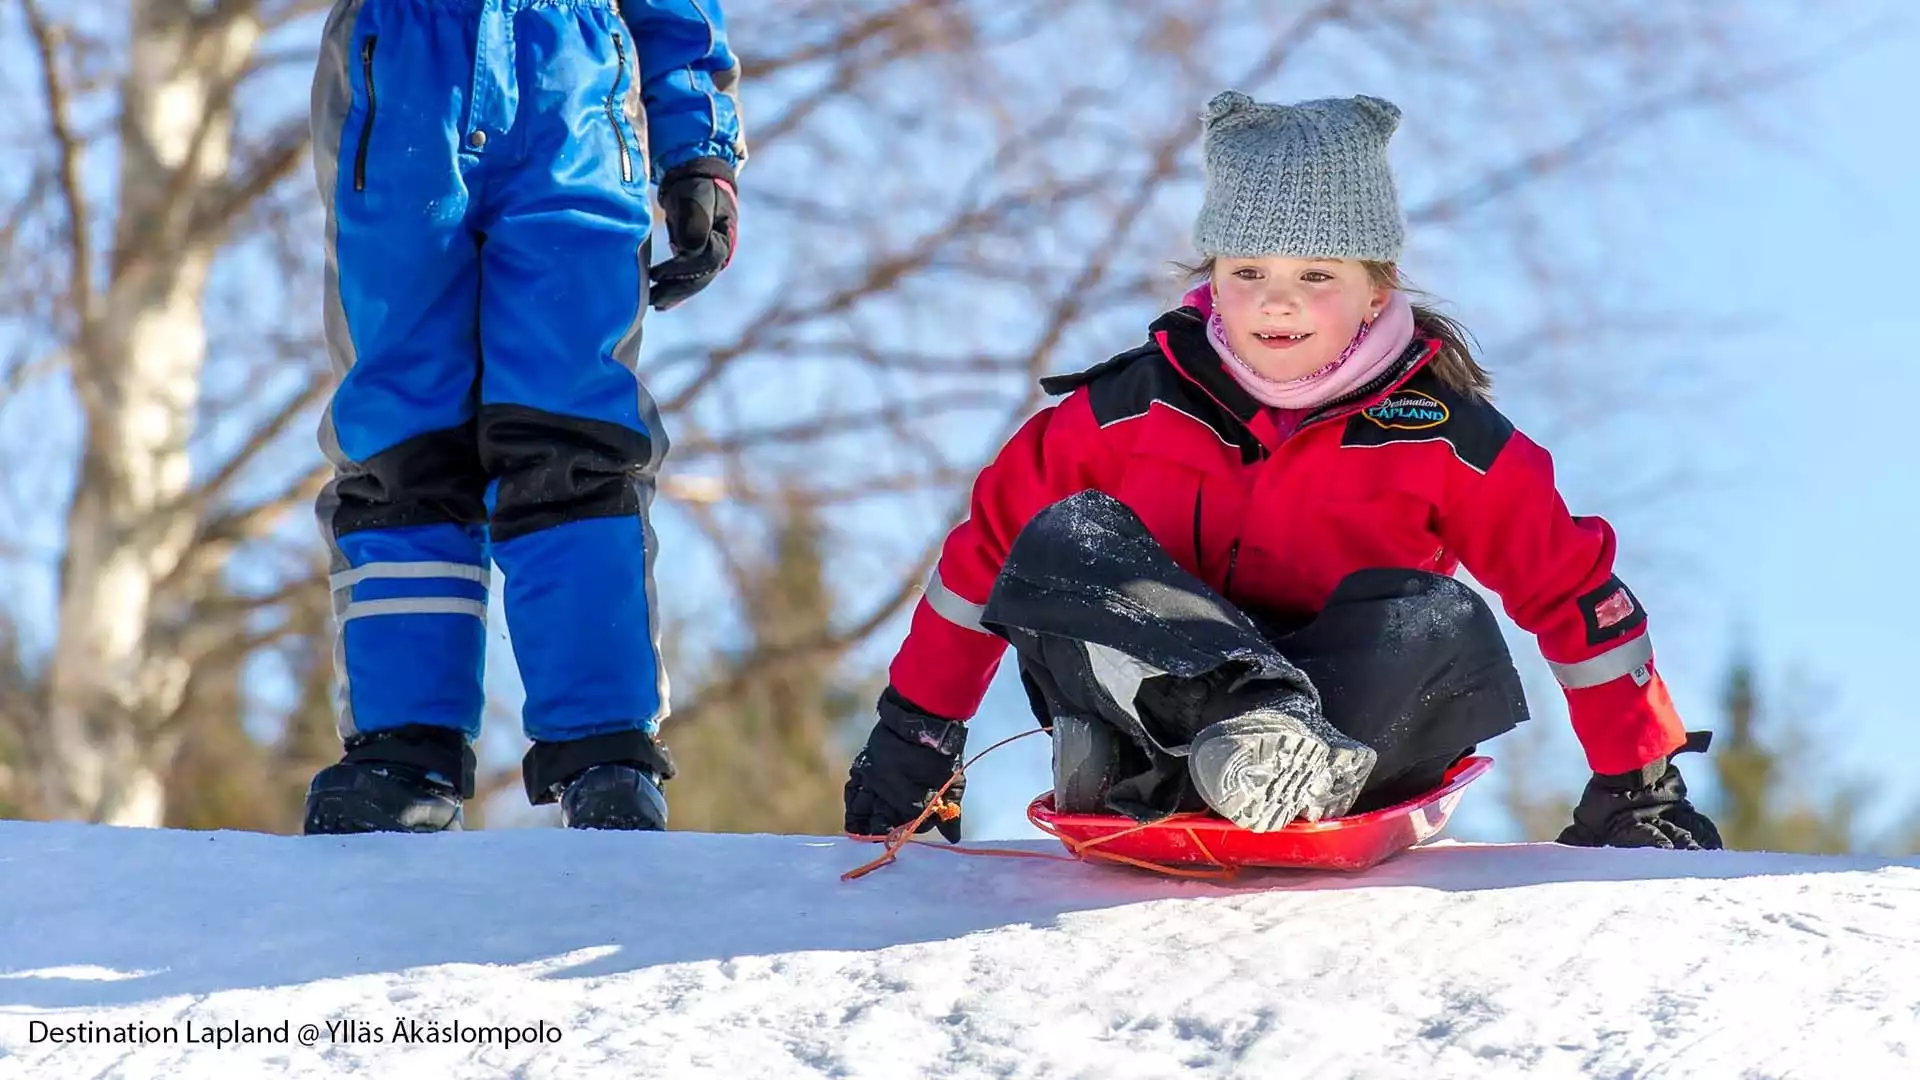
[844,687,968,843]
[648,156,737,310]
[1558,730,1723,851]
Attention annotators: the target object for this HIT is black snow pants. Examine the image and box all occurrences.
[978,490,1531,820]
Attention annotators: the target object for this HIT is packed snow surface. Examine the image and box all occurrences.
[1,821,1915,1078]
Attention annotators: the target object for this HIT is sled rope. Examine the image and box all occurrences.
[841,728,1238,883]
[1024,812,1239,882]
[840,728,1044,882]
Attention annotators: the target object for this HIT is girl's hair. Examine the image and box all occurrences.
[1175,256,1491,399]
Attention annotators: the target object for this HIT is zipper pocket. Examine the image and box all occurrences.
[353,35,377,192]
[607,33,635,184]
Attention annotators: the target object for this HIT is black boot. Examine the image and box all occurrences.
[523,729,675,831]
[302,725,475,835]
[559,764,669,830]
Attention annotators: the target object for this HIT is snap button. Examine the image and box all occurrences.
[468,130,487,149]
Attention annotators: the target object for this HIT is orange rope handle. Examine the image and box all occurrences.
[841,726,1239,883]
[1025,807,1239,882]
[841,727,1048,881]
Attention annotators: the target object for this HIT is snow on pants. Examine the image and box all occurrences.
[310,0,667,746]
[980,490,1531,819]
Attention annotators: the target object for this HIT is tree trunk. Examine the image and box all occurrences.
[39,1,262,824]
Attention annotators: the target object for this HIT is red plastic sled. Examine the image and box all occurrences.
[1026,754,1492,874]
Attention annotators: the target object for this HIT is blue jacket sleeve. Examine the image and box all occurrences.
[620,0,746,181]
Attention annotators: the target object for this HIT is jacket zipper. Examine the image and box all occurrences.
[1295,340,1432,432]
[1223,540,1240,598]
[353,35,377,192]
[1192,486,1205,578]
[608,34,635,184]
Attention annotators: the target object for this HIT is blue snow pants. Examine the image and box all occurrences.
[310,0,701,749]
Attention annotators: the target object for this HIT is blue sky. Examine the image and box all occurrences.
[955,22,1920,844]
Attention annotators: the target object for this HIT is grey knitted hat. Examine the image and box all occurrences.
[1192,90,1404,262]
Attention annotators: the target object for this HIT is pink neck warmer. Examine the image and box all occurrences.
[1185,283,1415,410]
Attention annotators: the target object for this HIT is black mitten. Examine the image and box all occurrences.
[843,687,968,843]
[1558,730,1723,851]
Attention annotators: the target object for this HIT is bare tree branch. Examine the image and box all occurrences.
[172,367,328,528]
[744,1,952,80]
[673,391,1008,460]
[192,115,312,247]
[19,0,95,334]
[1406,53,1834,226]
[160,462,330,601]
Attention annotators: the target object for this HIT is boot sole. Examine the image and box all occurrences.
[1190,729,1332,832]
[563,812,665,831]
[1309,739,1378,822]
[302,792,463,835]
[1188,718,1378,832]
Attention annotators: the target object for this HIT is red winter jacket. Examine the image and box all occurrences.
[887,304,1687,776]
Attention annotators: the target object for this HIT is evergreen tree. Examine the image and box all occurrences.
[665,491,870,834]
[1707,648,1863,855]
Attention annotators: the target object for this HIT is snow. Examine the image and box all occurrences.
[0,821,1915,1079]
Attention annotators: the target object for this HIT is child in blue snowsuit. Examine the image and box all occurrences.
[300,0,745,834]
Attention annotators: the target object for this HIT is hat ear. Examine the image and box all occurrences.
[1350,95,1402,138]
[1202,89,1256,127]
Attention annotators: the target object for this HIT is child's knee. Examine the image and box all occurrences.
[1035,488,1143,534]
[1415,573,1501,639]
[1330,568,1502,646]
[479,406,656,539]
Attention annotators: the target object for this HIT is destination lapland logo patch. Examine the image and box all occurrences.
[1362,390,1449,431]
[1339,378,1514,473]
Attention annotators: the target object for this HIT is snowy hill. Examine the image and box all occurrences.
[0,821,1914,1079]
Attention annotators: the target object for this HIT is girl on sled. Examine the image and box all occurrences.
[843,90,1722,853]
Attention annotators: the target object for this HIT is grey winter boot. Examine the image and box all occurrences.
[1051,714,1126,815]
[1184,696,1377,832]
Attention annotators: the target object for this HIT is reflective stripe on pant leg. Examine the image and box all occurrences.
[330,531,492,740]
